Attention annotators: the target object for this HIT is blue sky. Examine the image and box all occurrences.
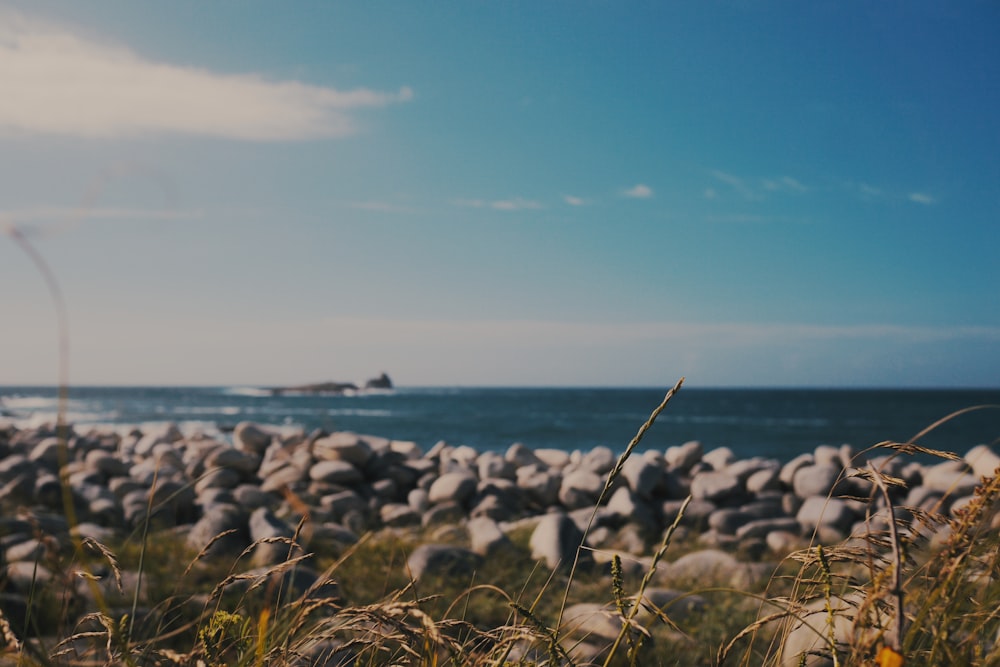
[1,2,998,387]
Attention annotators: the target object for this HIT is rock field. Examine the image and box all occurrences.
[1,419,997,657]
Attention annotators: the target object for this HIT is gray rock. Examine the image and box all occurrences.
[195,467,243,493]
[796,496,855,534]
[369,478,398,501]
[309,523,359,550]
[406,544,480,581]
[606,486,659,533]
[438,448,476,475]
[580,446,616,475]
[407,488,430,513]
[422,501,466,528]
[558,469,604,509]
[313,432,374,468]
[309,460,364,486]
[708,508,750,535]
[636,588,706,624]
[530,512,587,570]
[746,467,782,494]
[260,464,307,493]
[233,422,273,456]
[205,447,260,476]
[380,503,421,527]
[5,538,48,563]
[248,507,296,567]
[187,504,249,557]
[780,453,815,487]
[735,517,801,540]
[727,457,780,484]
[28,437,63,468]
[33,474,62,508]
[813,445,842,467]
[536,448,572,470]
[922,460,979,497]
[703,446,735,471]
[662,549,758,588]
[133,423,183,457]
[320,490,368,518]
[469,494,517,522]
[85,449,129,477]
[561,602,622,642]
[428,471,478,506]
[232,484,276,510]
[505,442,541,467]
[904,485,945,512]
[478,451,515,480]
[792,464,843,499]
[665,441,703,472]
[5,562,54,592]
[389,440,422,459]
[690,470,744,504]
[662,498,715,530]
[621,452,664,498]
[516,465,562,508]
[965,444,1000,479]
[467,517,513,556]
[780,593,861,666]
[766,530,805,555]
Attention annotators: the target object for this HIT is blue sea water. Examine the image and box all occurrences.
[1,386,998,462]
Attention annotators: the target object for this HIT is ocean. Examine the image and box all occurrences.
[1,386,998,463]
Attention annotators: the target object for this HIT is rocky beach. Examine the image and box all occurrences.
[2,415,998,663]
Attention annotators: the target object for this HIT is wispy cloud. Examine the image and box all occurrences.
[454,197,544,211]
[563,195,587,206]
[709,170,759,200]
[0,12,412,140]
[711,170,809,200]
[908,192,937,205]
[762,176,808,193]
[623,184,654,199]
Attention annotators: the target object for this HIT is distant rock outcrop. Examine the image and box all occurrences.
[364,373,393,390]
[270,373,392,395]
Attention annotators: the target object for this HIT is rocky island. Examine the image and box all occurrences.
[269,372,393,395]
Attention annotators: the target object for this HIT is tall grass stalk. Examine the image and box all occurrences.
[555,377,685,634]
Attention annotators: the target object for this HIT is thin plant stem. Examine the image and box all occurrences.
[555,378,684,636]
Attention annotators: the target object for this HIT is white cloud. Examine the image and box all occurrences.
[908,192,936,205]
[454,197,544,211]
[762,176,808,193]
[0,13,412,140]
[710,170,759,200]
[623,184,653,199]
[563,195,587,206]
[703,188,717,200]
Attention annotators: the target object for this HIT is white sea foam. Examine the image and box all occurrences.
[1,395,62,410]
[327,408,392,417]
[223,386,272,397]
